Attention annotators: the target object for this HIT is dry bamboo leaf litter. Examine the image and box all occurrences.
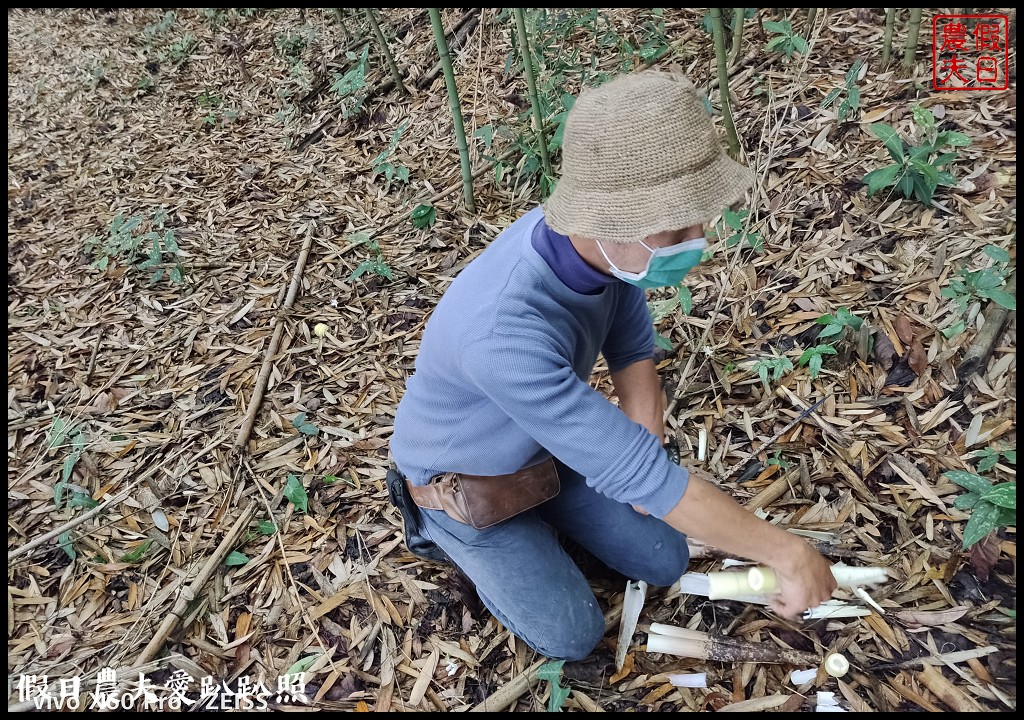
[8,7,1014,712]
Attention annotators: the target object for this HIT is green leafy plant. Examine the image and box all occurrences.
[225,550,250,566]
[941,244,1015,321]
[862,105,971,203]
[142,11,177,48]
[767,449,791,470]
[798,344,837,379]
[291,413,319,437]
[162,33,197,64]
[59,531,77,561]
[372,123,411,187]
[972,446,1016,474]
[649,285,693,352]
[348,232,394,282]
[816,307,863,340]
[121,539,155,563]
[945,465,1016,549]
[719,207,763,253]
[764,19,809,58]
[285,474,308,514]
[135,73,155,94]
[537,659,571,712]
[410,204,437,230]
[49,417,86,508]
[751,352,794,388]
[820,59,863,121]
[275,26,314,60]
[330,44,370,118]
[85,209,185,285]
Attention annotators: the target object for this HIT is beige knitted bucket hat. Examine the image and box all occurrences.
[544,71,754,243]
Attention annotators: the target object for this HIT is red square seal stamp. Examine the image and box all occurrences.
[932,14,1009,91]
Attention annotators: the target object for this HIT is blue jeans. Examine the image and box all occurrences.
[417,461,689,661]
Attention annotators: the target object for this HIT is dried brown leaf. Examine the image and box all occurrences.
[873,329,897,371]
[969,532,1001,582]
[894,315,916,345]
[907,338,928,376]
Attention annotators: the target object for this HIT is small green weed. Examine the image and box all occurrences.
[751,352,794,388]
[945,448,1016,549]
[798,344,837,379]
[285,474,309,513]
[372,123,412,188]
[820,60,863,121]
[816,307,863,340]
[764,19,809,58]
[348,232,394,282]
[767,449,791,470]
[84,208,185,285]
[162,33,198,64]
[537,660,571,712]
[142,11,176,47]
[719,207,763,253]
[940,244,1015,329]
[330,45,370,118]
[275,26,314,60]
[863,105,970,203]
[410,204,437,231]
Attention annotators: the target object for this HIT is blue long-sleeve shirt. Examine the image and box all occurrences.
[390,207,689,519]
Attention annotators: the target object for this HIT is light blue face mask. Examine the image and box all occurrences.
[597,237,707,290]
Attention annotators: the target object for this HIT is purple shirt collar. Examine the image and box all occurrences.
[532,216,615,295]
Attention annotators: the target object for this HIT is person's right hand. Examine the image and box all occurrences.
[768,542,837,619]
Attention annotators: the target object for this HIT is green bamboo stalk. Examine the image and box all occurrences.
[730,7,745,64]
[902,8,922,71]
[428,8,475,213]
[710,9,740,160]
[364,8,408,95]
[513,8,552,184]
[881,9,897,65]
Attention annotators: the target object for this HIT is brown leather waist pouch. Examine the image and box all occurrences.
[405,458,559,529]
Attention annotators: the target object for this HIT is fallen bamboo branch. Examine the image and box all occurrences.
[234,230,315,450]
[6,431,233,563]
[133,502,256,667]
[468,658,547,712]
[957,269,1015,387]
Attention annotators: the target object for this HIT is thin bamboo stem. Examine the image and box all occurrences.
[365,8,408,95]
[134,502,256,666]
[881,9,897,65]
[710,9,740,159]
[513,8,553,184]
[806,8,817,34]
[235,231,316,450]
[902,8,922,71]
[429,8,475,214]
[730,8,745,65]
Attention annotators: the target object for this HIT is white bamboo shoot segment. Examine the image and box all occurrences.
[667,672,707,688]
[790,668,818,685]
[803,601,872,620]
[708,564,888,600]
[615,580,647,672]
[697,428,707,461]
[815,691,847,712]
